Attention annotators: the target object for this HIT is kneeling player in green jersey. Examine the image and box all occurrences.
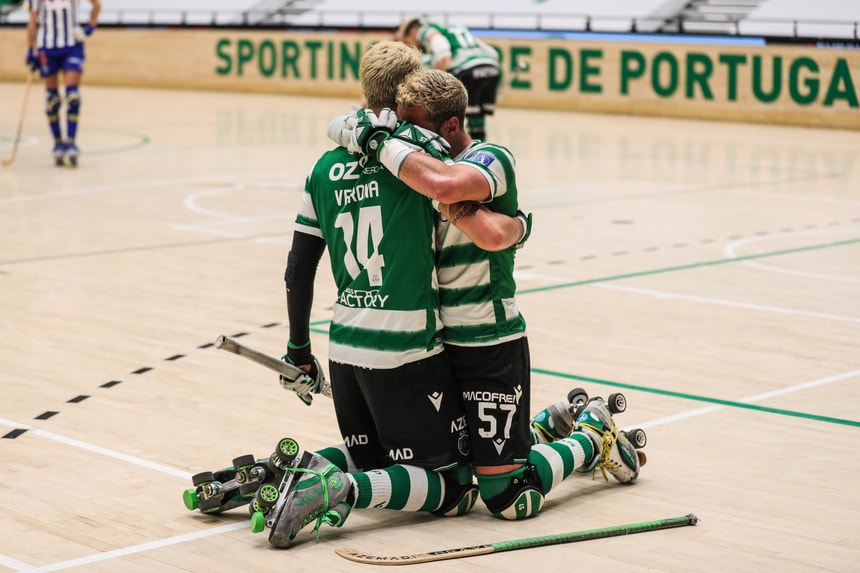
[333,69,646,521]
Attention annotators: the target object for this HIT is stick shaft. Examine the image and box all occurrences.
[214,335,332,398]
[492,514,698,553]
[336,514,698,565]
[2,72,35,168]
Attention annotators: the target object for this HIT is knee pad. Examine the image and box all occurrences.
[65,87,81,117]
[45,89,61,118]
[478,464,545,520]
[433,466,479,517]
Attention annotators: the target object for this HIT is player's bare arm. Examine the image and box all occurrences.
[441,201,529,252]
[397,152,491,204]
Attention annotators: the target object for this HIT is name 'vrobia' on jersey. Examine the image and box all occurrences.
[295,148,444,369]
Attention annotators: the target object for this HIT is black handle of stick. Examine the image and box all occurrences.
[492,514,698,553]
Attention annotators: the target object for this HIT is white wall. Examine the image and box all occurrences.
[6,0,860,37]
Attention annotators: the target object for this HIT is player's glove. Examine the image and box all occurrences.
[281,341,326,405]
[73,25,95,43]
[389,122,451,160]
[25,47,40,72]
[350,108,397,161]
[326,113,360,152]
[514,209,533,248]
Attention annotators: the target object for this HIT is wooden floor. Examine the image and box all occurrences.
[1,81,859,573]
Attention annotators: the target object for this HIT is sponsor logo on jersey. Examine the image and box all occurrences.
[344,434,369,447]
[389,447,414,461]
[450,415,467,432]
[493,438,506,454]
[463,150,495,166]
[461,388,522,404]
[338,288,389,308]
[428,391,444,411]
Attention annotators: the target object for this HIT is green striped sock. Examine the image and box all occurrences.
[313,444,356,472]
[527,431,594,494]
[351,465,445,512]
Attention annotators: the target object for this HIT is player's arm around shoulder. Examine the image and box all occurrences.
[398,153,491,204]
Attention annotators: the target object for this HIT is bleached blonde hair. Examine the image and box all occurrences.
[360,41,423,109]
[396,68,467,129]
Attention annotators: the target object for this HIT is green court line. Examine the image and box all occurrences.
[533,367,860,428]
[519,237,860,294]
[305,238,860,427]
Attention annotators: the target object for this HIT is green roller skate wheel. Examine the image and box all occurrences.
[182,488,199,510]
[256,484,279,506]
[250,511,267,534]
[274,437,299,466]
[279,438,299,458]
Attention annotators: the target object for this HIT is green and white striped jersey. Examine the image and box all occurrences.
[418,22,499,74]
[296,147,444,368]
[436,141,527,346]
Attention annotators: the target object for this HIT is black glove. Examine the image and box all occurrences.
[26,48,40,72]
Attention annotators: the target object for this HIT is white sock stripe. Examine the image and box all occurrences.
[364,469,394,508]
[531,443,565,491]
[402,465,432,512]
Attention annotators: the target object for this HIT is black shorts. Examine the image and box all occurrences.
[456,65,500,118]
[445,337,531,467]
[329,352,471,472]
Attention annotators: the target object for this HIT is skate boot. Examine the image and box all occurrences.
[52,140,66,167]
[250,438,353,548]
[530,387,590,444]
[183,452,287,514]
[574,393,647,484]
[65,141,79,167]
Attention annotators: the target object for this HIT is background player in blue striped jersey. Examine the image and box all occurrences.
[396,17,500,142]
[25,0,101,167]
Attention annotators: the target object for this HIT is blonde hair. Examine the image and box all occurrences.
[360,41,423,109]
[396,68,468,128]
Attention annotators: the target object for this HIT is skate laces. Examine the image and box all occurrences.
[578,419,621,483]
[289,464,346,540]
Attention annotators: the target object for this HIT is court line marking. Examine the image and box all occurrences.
[5,523,247,573]
[724,231,860,284]
[532,368,860,428]
[517,237,860,295]
[2,365,857,571]
[593,283,860,324]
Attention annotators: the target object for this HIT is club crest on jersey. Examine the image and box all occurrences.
[464,150,495,166]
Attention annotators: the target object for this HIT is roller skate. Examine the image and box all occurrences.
[65,141,79,167]
[530,387,590,444]
[183,452,286,514]
[52,140,66,167]
[574,393,647,484]
[250,437,353,549]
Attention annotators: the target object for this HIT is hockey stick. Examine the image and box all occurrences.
[2,71,36,168]
[214,335,332,398]
[336,514,698,565]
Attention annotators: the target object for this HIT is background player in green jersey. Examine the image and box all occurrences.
[340,69,646,520]
[397,17,500,141]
